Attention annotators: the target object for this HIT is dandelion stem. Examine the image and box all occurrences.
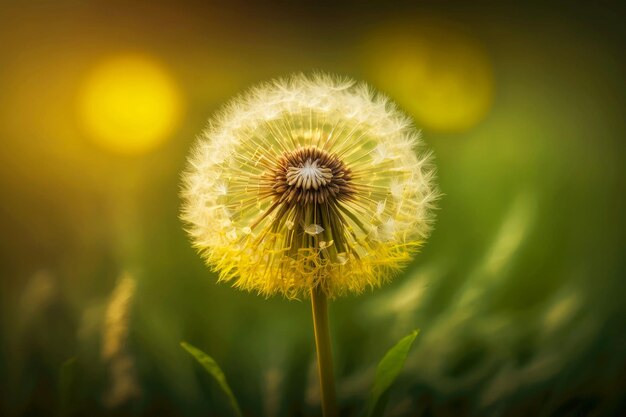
[310,286,338,417]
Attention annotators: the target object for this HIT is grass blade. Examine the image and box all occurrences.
[181,341,242,417]
[365,329,420,417]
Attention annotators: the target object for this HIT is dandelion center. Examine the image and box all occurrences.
[267,146,354,205]
[287,159,331,191]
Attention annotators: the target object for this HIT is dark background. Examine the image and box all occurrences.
[1,1,625,416]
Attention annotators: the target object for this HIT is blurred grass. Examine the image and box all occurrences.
[1,1,625,416]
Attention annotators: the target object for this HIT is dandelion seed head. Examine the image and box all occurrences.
[181,73,439,298]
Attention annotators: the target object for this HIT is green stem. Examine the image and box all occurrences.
[310,286,338,417]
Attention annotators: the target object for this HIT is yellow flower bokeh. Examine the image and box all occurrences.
[362,18,494,133]
[77,55,183,155]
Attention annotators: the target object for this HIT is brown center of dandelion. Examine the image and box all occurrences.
[266,146,354,205]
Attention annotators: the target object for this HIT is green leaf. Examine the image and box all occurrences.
[364,329,420,417]
[59,357,77,416]
[180,341,242,417]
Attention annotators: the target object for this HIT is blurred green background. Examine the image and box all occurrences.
[1,1,625,416]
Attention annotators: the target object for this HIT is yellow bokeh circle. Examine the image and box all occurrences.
[362,19,494,133]
[78,55,183,155]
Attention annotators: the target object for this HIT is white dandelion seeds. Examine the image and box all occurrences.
[181,73,439,299]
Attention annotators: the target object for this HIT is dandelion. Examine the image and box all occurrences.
[181,74,437,298]
[181,73,439,416]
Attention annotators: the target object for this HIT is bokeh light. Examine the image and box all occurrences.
[362,18,494,133]
[77,55,183,155]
